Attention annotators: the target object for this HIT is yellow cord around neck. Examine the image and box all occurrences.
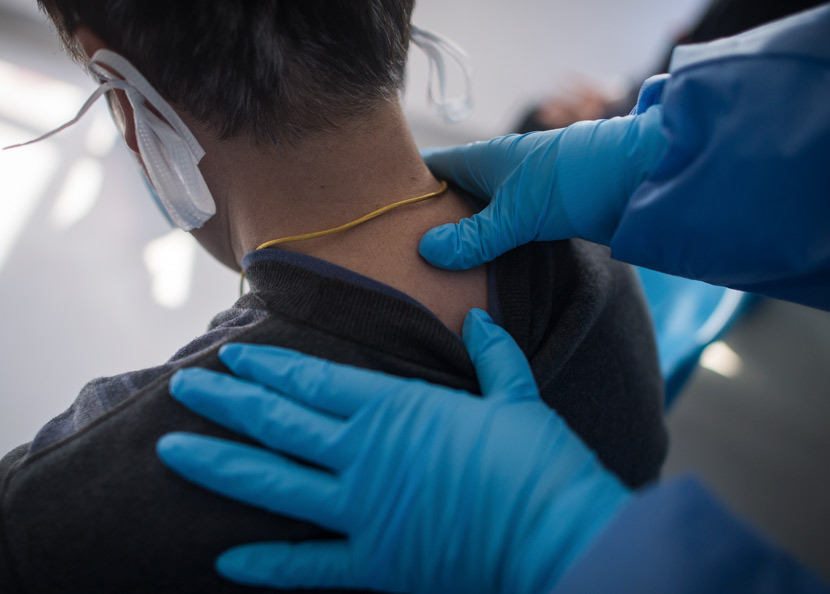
[239,180,449,295]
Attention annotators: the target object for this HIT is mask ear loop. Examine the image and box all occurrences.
[411,26,474,124]
[87,51,206,161]
[2,83,116,150]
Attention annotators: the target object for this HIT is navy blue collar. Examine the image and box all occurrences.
[242,248,502,329]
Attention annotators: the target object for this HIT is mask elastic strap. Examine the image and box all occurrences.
[2,82,119,150]
[411,26,474,124]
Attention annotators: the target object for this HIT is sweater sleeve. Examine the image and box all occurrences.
[553,476,829,594]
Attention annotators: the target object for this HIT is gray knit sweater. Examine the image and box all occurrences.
[0,240,666,593]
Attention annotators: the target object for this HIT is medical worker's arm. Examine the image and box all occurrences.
[554,477,828,593]
[158,310,631,593]
[421,4,830,311]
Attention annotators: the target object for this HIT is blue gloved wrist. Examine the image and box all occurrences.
[505,441,632,592]
[527,469,632,592]
[557,105,668,245]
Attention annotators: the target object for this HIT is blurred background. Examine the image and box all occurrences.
[0,0,828,582]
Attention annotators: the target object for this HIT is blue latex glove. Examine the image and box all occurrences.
[419,105,668,270]
[157,309,630,593]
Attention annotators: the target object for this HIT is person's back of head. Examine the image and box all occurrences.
[37,0,456,290]
[39,1,415,146]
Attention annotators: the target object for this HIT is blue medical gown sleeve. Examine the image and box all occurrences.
[610,4,830,310]
[553,476,829,594]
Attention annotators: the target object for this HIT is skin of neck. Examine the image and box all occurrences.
[74,27,487,331]
[189,101,440,269]
[188,100,488,333]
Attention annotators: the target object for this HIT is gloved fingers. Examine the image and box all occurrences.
[169,368,349,470]
[157,432,347,532]
[421,142,498,200]
[462,309,539,401]
[419,197,519,270]
[423,132,553,198]
[216,541,370,591]
[219,344,428,417]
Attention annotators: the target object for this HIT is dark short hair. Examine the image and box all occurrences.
[38,1,415,145]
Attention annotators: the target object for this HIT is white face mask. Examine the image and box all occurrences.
[90,50,215,230]
[4,29,472,229]
[5,49,215,231]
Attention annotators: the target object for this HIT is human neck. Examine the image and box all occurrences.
[193,100,488,333]
[194,102,437,264]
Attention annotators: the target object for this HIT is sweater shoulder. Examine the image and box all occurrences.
[495,239,667,487]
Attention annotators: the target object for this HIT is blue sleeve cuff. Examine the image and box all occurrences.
[553,476,828,594]
[632,74,670,115]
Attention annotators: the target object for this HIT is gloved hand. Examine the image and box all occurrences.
[157,309,631,594]
[419,105,667,270]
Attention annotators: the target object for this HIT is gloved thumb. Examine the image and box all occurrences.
[462,308,539,402]
[419,198,520,270]
[421,143,498,200]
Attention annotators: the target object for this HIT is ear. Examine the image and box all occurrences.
[75,27,140,153]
